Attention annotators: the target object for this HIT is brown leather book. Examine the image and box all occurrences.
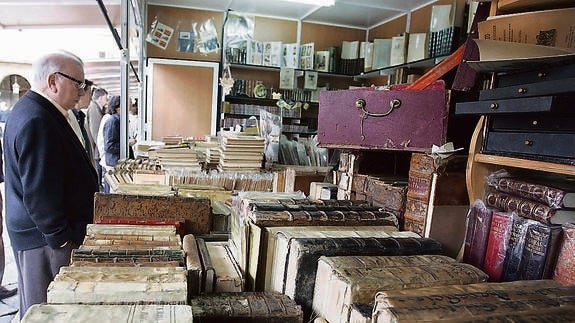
[553,222,575,285]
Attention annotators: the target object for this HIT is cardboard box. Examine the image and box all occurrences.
[497,0,575,14]
[478,8,575,48]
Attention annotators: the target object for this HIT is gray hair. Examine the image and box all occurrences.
[32,50,84,89]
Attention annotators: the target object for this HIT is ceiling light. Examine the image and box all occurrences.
[283,0,335,7]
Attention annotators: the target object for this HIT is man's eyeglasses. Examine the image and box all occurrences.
[55,71,87,90]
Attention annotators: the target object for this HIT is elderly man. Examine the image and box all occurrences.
[3,50,99,317]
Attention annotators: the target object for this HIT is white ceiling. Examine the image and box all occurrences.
[0,0,437,96]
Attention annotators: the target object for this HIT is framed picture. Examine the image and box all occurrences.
[304,71,318,90]
[315,51,330,72]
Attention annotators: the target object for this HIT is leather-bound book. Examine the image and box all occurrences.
[205,241,244,293]
[21,304,194,322]
[501,215,533,282]
[553,222,575,285]
[279,236,442,319]
[182,234,202,298]
[518,221,563,280]
[462,200,493,269]
[196,238,215,294]
[483,211,514,282]
[47,266,188,305]
[312,255,488,323]
[190,292,303,322]
[486,176,569,208]
[485,191,555,224]
[70,249,185,267]
[372,280,575,322]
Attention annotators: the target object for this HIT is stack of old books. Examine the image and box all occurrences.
[153,146,202,171]
[47,224,189,305]
[218,131,265,171]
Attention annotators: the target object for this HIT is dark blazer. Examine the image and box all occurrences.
[3,90,99,251]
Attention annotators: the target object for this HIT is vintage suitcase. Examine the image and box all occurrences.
[312,255,488,323]
[21,304,193,323]
[271,234,441,319]
[48,266,188,305]
[93,193,212,235]
[190,292,303,322]
[317,81,448,151]
[257,225,399,292]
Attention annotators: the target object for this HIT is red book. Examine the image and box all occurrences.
[553,223,575,285]
[483,211,514,282]
[462,200,493,269]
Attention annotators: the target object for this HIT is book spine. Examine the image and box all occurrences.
[553,223,575,285]
[490,177,566,208]
[196,238,215,293]
[182,234,202,297]
[518,222,563,280]
[501,215,531,282]
[403,197,428,236]
[482,211,514,282]
[462,201,493,270]
[484,191,555,224]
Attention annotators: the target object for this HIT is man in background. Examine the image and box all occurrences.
[85,87,108,190]
[69,79,96,169]
[3,50,99,316]
[0,142,17,300]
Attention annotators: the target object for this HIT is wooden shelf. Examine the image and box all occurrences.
[474,153,575,177]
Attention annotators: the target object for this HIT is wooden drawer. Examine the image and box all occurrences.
[496,62,575,88]
[483,131,575,161]
[479,77,575,100]
[490,115,575,132]
[455,95,574,115]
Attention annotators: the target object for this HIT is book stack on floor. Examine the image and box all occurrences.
[218,131,265,172]
[462,171,575,284]
[153,146,202,171]
[47,224,189,305]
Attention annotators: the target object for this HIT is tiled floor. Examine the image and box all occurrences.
[0,184,19,323]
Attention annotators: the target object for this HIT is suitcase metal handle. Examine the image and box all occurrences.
[356,98,401,140]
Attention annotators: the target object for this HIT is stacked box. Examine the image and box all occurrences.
[312,255,489,323]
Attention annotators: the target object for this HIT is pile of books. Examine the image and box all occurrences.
[218,131,265,171]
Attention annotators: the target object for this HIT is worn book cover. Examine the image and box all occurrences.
[190,292,303,322]
[463,200,493,269]
[483,211,514,282]
[486,175,569,208]
[312,255,487,323]
[485,191,555,224]
[182,234,202,298]
[553,222,575,285]
[518,221,563,280]
[280,236,442,319]
[206,241,244,293]
[501,215,533,282]
[197,238,215,293]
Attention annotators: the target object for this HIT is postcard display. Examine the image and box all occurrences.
[317,80,448,151]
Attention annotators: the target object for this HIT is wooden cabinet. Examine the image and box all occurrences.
[466,116,575,204]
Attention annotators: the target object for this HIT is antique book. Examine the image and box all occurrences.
[517,221,563,280]
[70,249,185,267]
[372,38,392,70]
[485,191,556,224]
[341,40,359,59]
[190,292,303,322]
[82,223,182,249]
[21,304,194,322]
[93,193,212,235]
[406,32,428,63]
[206,241,244,293]
[260,226,399,292]
[553,222,575,285]
[48,266,188,305]
[263,41,282,67]
[182,234,202,298]
[462,200,493,269]
[372,280,575,322]
[275,235,442,319]
[282,43,300,68]
[389,34,407,66]
[196,238,215,294]
[501,215,533,282]
[312,255,488,323]
[351,174,407,213]
[486,175,573,208]
[483,211,514,282]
